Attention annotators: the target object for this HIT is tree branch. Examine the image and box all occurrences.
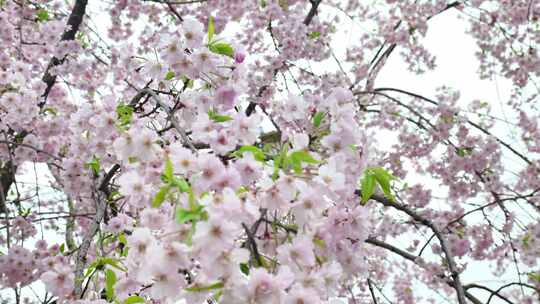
[73,184,106,297]
[73,164,119,297]
[359,191,468,304]
[40,0,88,103]
[303,0,322,25]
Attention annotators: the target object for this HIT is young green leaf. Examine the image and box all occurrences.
[208,109,233,122]
[371,167,396,201]
[118,233,128,257]
[360,173,376,204]
[105,269,117,301]
[456,147,473,157]
[208,16,215,42]
[176,205,206,224]
[209,42,234,57]
[289,151,318,164]
[43,107,58,116]
[185,281,224,292]
[288,150,318,174]
[85,156,100,175]
[164,71,175,81]
[164,158,174,181]
[99,257,128,272]
[308,31,321,39]
[232,145,266,162]
[313,111,325,127]
[239,263,250,275]
[36,9,50,22]
[124,296,145,304]
[172,177,190,193]
[152,185,171,208]
[272,154,282,181]
[116,103,134,128]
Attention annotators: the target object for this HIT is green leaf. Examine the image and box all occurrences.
[288,150,318,174]
[188,188,197,210]
[360,167,396,204]
[208,109,233,122]
[182,76,194,88]
[165,71,175,80]
[36,9,49,22]
[118,233,128,257]
[308,31,321,39]
[124,296,145,304]
[289,151,318,164]
[290,157,302,174]
[360,174,376,204]
[59,243,65,254]
[272,144,289,180]
[172,177,190,193]
[208,16,215,42]
[164,158,174,181]
[313,237,326,248]
[185,281,224,292]
[176,205,206,224]
[272,154,281,181]
[105,269,116,301]
[313,111,325,127]
[43,107,58,116]
[116,103,134,128]
[528,272,540,283]
[239,263,250,275]
[84,265,96,278]
[232,145,266,162]
[85,156,101,175]
[236,186,248,195]
[456,147,473,157]
[99,257,127,272]
[372,167,396,201]
[153,185,171,208]
[209,42,234,58]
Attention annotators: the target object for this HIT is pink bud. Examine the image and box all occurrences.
[234,46,246,63]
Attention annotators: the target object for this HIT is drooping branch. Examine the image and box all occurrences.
[0,0,88,213]
[359,1,462,91]
[245,0,323,117]
[364,236,483,304]
[41,0,89,103]
[359,191,468,304]
[365,237,417,262]
[370,87,535,167]
[464,284,514,304]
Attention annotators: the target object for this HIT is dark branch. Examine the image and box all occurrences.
[303,0,322,25]
[40,0,88,104]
